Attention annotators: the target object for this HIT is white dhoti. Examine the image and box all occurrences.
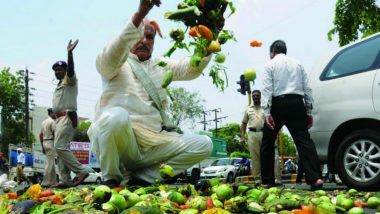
[88,107,213,183]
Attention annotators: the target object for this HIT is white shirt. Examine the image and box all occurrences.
[91,21,211,148]
[261,53,313,116]
[17,152,25,165]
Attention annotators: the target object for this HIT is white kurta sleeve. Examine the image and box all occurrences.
[96,21,145,80]
[158,55,212,81]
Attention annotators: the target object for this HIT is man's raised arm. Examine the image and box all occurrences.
[96,0,161,80]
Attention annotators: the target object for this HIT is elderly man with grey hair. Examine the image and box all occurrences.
[88,0,223,187]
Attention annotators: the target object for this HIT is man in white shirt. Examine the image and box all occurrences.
[260,40,323,190]
[87,0,216,187]
[17,148,25,165]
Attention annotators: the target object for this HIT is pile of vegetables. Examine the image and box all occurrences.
[162,0,237,91]
[2,178,380,214]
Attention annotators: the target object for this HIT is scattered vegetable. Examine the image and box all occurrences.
[250,40,263,47]
[164,0,236,91]
[161,70,174,88]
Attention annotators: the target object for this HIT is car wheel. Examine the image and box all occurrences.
[96,177,102,184]
[189,168,200,184]
[227,172,234,183]
[335,129,380,190]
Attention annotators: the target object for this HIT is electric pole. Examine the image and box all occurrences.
[25,68,30,145]
[24,68,34,145]
[198,108,227,136]
[211,108,228,137]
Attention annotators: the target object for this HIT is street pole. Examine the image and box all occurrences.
[24,68,30,145]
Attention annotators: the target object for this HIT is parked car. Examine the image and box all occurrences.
[309,32,380,190]
[70,167,103,184]
[184,158,216,184]
[201,158,242,183]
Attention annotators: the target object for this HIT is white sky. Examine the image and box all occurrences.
[0,0,340,131]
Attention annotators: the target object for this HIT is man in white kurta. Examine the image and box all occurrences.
[87,0,213,186]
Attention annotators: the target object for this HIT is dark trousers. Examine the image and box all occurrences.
[260,95,322,185]
[296,159,304,183]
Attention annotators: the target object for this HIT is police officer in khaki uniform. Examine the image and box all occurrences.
[39,108,57,187]
[241,90,265,182]
[50,40,88,188]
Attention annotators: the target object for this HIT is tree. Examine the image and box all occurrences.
[73,121,91,142]
[328,0,380,46]
[210,123,248,155]
[0,68,27,156]
[167,87,205,128]
[278,131,297,157]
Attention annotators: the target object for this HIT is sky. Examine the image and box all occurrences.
[0,0,340,132]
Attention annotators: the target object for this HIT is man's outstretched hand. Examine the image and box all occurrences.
[133,0,161,28]
[67,39,79,52]
[307,115,313,129]
[265,115,275,130]
[138,0,161,16]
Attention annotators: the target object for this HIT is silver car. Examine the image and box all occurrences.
[309,32,380,190]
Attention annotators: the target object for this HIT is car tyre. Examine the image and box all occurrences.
[335,129,380,190]
[189,168,200,184]
[96,177,102,184]
[227,172,234,183]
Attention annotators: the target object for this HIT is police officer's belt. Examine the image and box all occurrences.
[249,127,263,132]
[53,111,66,118]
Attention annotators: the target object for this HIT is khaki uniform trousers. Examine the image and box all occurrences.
[16,163,29,184]
[41,140,57,186]
[54,115,86,184]
[247,131,263,180]
[88,107,213,183]
[247,132,282,182]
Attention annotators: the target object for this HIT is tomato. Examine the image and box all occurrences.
[208,41,221,53]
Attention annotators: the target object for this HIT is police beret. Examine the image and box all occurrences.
[52,61,67,70]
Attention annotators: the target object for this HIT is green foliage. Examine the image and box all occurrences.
[210,123,248,155]
[230,151,250,158]
[0,68,27,156]
[328,0,380,46]
[279,131,297,157]
[167,87,205,128]
[73,121,92,142]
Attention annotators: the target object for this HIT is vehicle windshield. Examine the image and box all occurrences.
[211,159,234,166]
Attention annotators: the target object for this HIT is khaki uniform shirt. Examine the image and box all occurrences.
[242,105,265,129]
[52,74,77,112]
[41,117,55,140]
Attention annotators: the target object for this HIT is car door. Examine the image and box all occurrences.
[373,69,380,113]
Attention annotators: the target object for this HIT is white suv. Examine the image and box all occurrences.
[309,32,380,190]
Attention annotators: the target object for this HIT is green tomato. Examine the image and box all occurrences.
[317,201,336,214]
[244,68,256,81]
[208,41,221,53]
[340,198,354,210]
[216,184,234,201]
[214,53,226,63]
[367,196,380,208]
[347,207,365,214]
[159,164,174,180]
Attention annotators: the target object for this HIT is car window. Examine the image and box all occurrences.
[212,159,232,166]
[321,35,380,80]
